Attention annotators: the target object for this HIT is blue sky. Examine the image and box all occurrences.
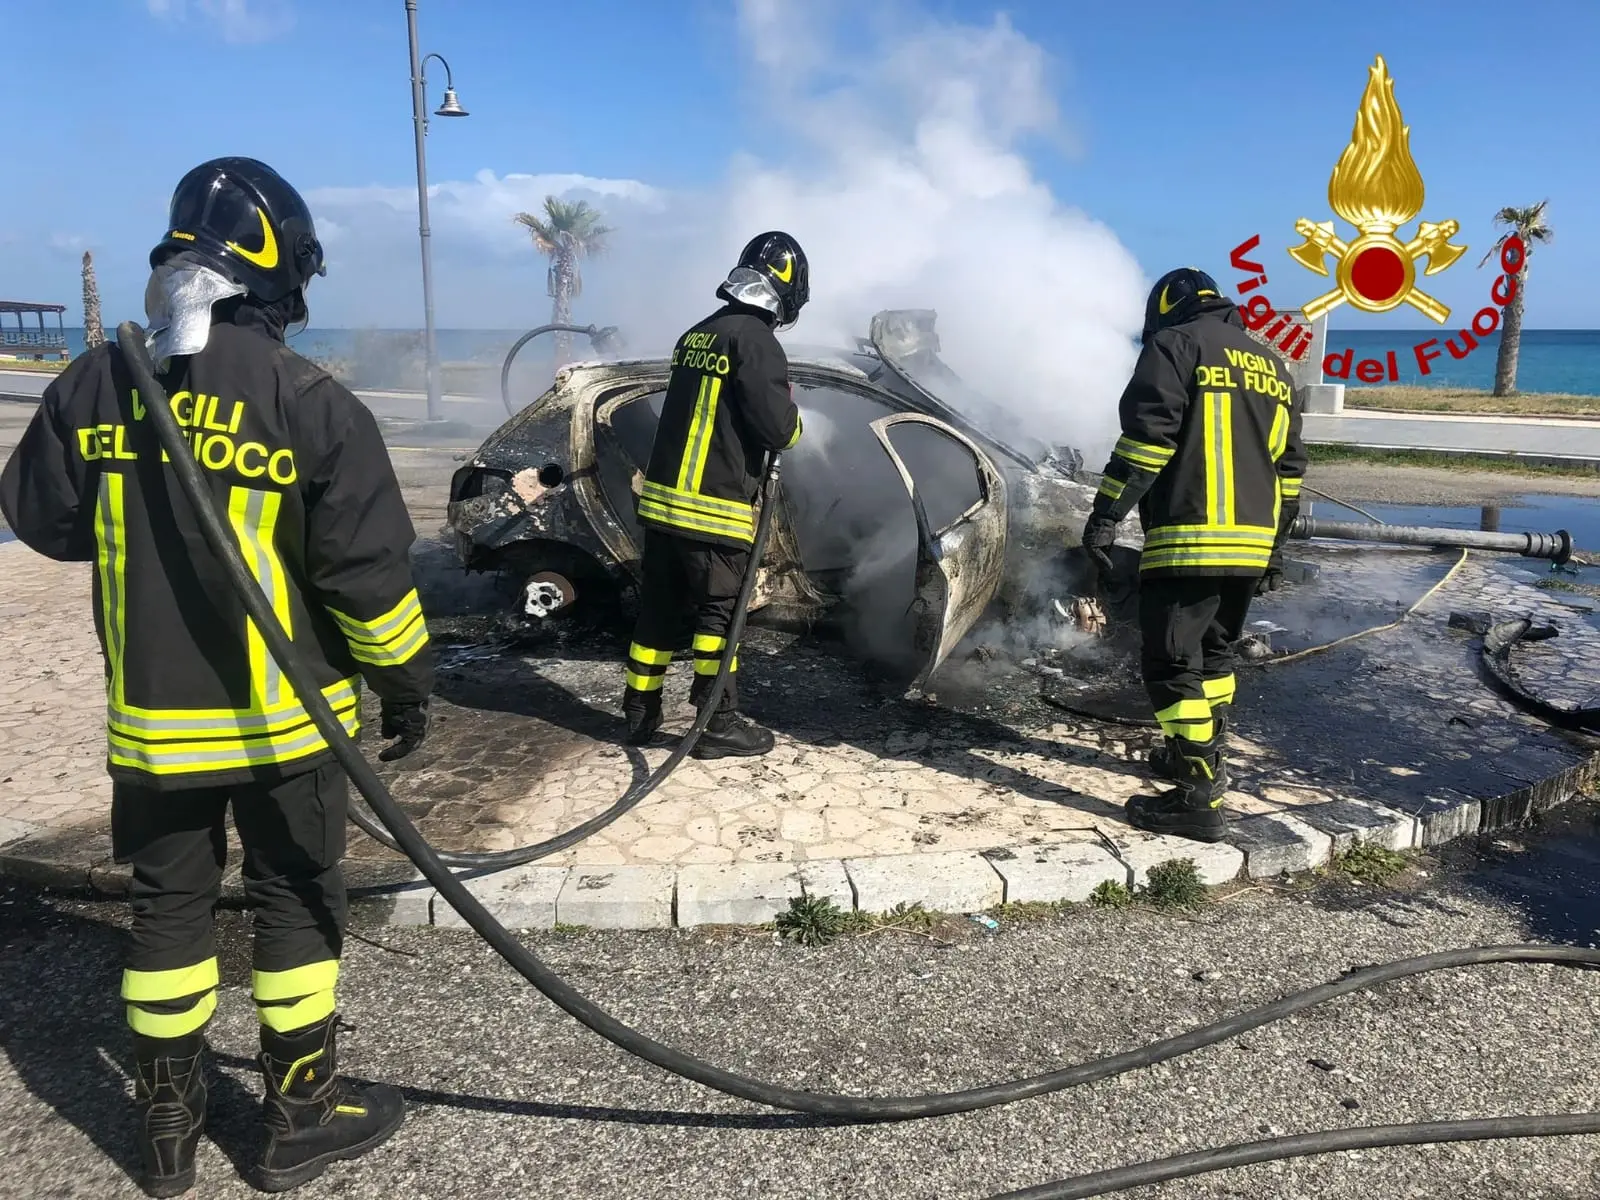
[5,0,1597,342]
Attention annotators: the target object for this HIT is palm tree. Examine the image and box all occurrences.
[81,250,105,350]
[1478,201,1553,397]
[512,196,613,367]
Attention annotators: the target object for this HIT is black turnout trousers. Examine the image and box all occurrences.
[626,528,749,713]
[112,760,349,978]
[1137,575,1256,743]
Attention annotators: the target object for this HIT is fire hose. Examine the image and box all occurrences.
[116,324,1600,1199]
[1289,514,1573,564]
[499,322,622,418]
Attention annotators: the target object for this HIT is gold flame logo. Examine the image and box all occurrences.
[1289,56,1466,323]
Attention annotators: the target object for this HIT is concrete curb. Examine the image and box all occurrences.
[6,751,1594,929]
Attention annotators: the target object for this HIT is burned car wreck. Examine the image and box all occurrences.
[444,307,1590,735]
[446,310,1111,688]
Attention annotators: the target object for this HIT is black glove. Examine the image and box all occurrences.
[1257,497,1299,597]
[378,698,430,762]
[1080,513,1120,577]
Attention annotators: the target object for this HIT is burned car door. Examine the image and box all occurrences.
[867,413,1009,688]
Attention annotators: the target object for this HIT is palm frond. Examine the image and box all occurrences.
[1478,232,1511,269]
[535,196,613,256]
[513,211,559,254]
[1480,200,1553,266]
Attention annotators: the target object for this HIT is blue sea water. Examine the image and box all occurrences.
[33,325,1600,396]
[1326,329,1600,394]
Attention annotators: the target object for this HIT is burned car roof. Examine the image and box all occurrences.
[446,310,1108,688]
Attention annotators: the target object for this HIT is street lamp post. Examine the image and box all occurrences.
[405,0,468,423]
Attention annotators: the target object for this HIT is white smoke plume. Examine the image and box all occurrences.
[306,0,1148,457]
[609,0,1147,456]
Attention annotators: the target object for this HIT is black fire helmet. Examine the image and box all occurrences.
[149,157,326,305]
[730,231,810,328]
[1142,266,1222,342]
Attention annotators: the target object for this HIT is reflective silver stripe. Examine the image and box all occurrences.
[108,711,360,771]
[231,487,283,706]
[358,612,428,667]
[108,680,360,735]
[328,593,430,667]
[328,590,430,660]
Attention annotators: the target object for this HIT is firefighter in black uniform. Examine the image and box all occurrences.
[1080,268,1306,843]
[0,158,432,1196]
[622,231,808,758]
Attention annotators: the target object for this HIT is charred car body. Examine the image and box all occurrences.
[446,310,1117,687]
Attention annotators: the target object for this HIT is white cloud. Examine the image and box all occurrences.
[48,233,87,253]
[145,0,294,44]
[299,0,1146,453]
[308,171,662,257]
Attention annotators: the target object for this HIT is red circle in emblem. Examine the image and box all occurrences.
[1349,245,1407,303]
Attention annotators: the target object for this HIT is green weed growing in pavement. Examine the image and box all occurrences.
[1089,879,1132,908]
[775,895,849,947]
[1140,859,1206,909]
[1333,841,1409,886]
[988,899,1075,923]
[866,901,936,931]
[1145,864,1203,908]
[551,922,589,936]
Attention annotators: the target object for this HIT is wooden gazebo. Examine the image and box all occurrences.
[0,301,69,362]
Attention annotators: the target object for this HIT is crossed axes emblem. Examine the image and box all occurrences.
[1289,217,1468,324]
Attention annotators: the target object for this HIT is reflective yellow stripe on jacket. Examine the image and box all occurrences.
[677,374,723,493]
[95,476,363,777]
[1112,434,1175,474]
[107,678,362,775]
[1202,390,1235,527]
[637,480,756,545]
[328,589,430,668]
[1140,523,1277,572]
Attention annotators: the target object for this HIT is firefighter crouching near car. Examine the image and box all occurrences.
[0,157,433,1196]
[1079,267,1306,843]
[622,231,808,759]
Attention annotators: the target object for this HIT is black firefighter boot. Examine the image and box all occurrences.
[1148,703,1231,790]
[689,675,774,759]
[257,1015,406,1193]
[1126,733,1229,843]
[132,1031,208,1198]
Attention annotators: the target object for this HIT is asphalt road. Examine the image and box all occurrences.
[5,836,1600,1200]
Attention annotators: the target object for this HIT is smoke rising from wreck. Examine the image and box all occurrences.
[619,1,1150,677]
[302,1,1157,677]
[605,0,1147,460]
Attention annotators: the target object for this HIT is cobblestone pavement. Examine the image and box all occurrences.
[4,407,1599,914]
[4,532,1598,901]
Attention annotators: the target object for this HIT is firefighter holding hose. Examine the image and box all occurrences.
[0,157,431,1195]
[621,231,808,758]
[1079,268,1306,843]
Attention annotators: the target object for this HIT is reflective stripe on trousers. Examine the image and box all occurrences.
[692,632,738,676]
[254,959,339,1034]
[625,642,673,693]
[123,957,220,1038]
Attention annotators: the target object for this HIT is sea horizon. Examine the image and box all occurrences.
[13,325,1600,397]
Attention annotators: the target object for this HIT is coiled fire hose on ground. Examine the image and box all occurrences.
[116,324,1600,1199]
[347,323,755,873]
